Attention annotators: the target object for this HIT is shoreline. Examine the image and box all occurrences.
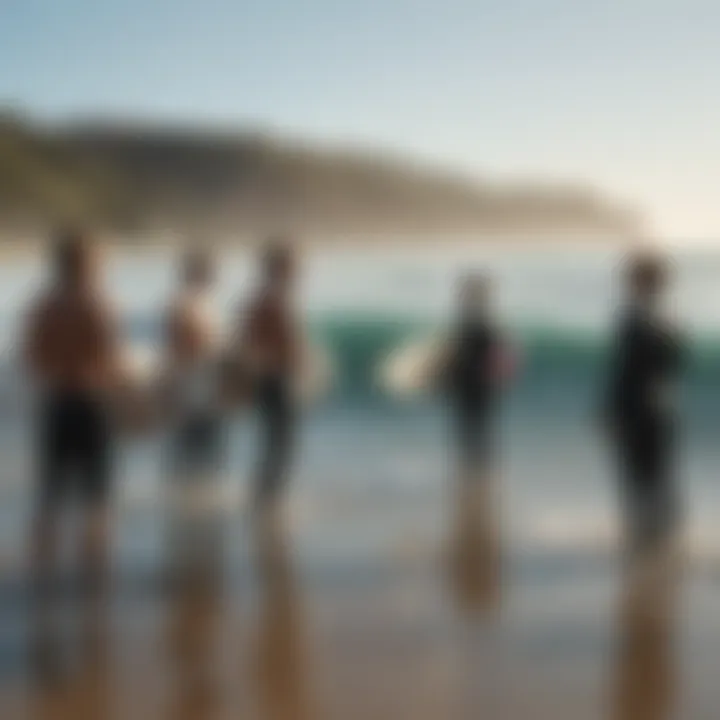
[0,227,713,261]
[0,230,642,261]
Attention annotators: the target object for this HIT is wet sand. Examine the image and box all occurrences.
[0,483,717,720]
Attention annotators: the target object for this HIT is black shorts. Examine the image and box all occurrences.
[450,395,495,473]
[614,416,679,546]
[170,413,224,478]
[254,374,296,502]
[37,392,113,508]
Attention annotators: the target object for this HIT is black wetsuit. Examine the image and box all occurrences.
[445,320,500,473]
[38,391,112,508]
[603,306,685,549]
[254,373,296,506]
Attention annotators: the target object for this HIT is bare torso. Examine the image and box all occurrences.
[242,289,299,376]
[25,287,120,394]
[166,290,218,369]
[165,290,221,414]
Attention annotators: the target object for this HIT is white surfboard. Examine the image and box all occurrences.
[121,343,162,385]
[378,331,520,399]
[376,333,449,398]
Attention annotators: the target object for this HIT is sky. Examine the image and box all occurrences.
[2,0,720,240]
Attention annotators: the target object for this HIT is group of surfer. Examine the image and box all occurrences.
[21,228,685,584]
[24,230,303,582]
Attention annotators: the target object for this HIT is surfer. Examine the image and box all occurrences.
[442,272,516,480]
[237,238,302,516]
[162,248,228,582]
[23,229,123,584]
[163,248,225,481]
[600,252,685,557]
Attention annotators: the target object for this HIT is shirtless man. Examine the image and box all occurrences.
[164,248,224,481]
[24,229,122,582]
[239,239,302,513]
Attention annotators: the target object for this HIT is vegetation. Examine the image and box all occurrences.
[0,113,640,238]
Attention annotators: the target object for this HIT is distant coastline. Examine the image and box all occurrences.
[1,110,642,241]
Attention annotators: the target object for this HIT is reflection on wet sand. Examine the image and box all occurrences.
[162,474,230,720]
[252,521,313,720]
[446,473,503,617]
[164,567,223,720]
[611,546,681,720]
[28,583,112,720]
[8,482,695,720]
[163,471,228,588]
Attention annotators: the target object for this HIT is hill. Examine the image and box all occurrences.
[0,113,640,238]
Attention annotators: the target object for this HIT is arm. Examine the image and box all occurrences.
[163,302,187,373]
[491,331,521,384]
[598,318,630,431]
[288,311,308,376]
[651,319,687,416]
[94,297,125,389]
[236,297,264,370]
[22,298,48,383]
[155,303,184,410]
[662,320,687,376]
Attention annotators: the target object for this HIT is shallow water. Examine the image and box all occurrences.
[1,243,720,719]
[0,244,719,560]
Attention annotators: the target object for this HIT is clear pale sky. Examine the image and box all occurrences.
[2,0,719,239]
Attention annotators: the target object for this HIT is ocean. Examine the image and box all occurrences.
[0,242,718,565]
[3,242,720,720]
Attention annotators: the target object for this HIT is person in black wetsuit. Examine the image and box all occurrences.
[444,272,512,479]
[601,252,685,555]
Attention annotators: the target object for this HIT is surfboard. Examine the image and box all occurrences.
[377,332,520,398]
[376,333,449,398]
[121,344,161,383]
